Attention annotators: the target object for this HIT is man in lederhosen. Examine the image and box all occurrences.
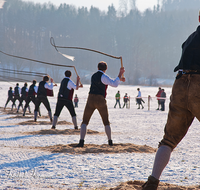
[23,80,38,116]
[51,70,80,129]
[12,83,21,111]
[76,61,125,147]
[4,87,13,109]
[142,21,200,190]
[34,76,56,122]
[17,82,29,113]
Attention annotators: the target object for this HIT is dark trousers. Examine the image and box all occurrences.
[74,102,78,107]
[12,95,20,106]
[114,100,121,108]
[18,95,27,107]
[25,96,36,108]
[5,97,13,107]
[34,95,51,112]
[54,98,76,117]
[160,101,165,111]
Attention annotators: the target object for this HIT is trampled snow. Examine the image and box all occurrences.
[0,81,200,189]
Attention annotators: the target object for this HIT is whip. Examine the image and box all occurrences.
[50,37,125,80]
[0,50,82,85]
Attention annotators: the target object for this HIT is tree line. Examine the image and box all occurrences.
[0,0,199,84]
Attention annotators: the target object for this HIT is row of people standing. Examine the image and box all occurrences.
[156,87,166,111]
[114,91,130,108]
[114,87,167,110]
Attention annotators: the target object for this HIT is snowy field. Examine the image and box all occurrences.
[0,81,200,189]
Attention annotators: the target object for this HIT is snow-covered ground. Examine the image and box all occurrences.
[0,81,200,189]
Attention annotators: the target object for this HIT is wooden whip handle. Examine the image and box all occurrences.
[120,57,125,81]
[73,66,83,87]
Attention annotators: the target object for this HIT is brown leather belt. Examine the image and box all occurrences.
[176,70,200,79]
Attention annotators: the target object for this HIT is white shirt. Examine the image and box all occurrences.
[137,91,141,98]
[15,87,21,95]
[65,77,77,90]
[44,82,53,90]
[99,70,120,87]
[34,86,38,93]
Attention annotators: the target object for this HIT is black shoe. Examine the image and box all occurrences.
[51,126,55,129]
[74,126,78,130]
[76,139,84,147]
[108,139,113,146]
[142,176,159,190]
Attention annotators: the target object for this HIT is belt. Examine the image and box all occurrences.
[176,70,200,79]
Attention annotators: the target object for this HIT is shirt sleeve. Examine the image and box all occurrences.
[34,86,38,93]
[67,80,77,90]
[101,73,120,87]
[44,82,53,90]
[18,87,21,94]
[137,91,141,97]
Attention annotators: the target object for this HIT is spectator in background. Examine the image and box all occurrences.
[156,87,162,110]
[123,93,129,108]
[160,89,166,111]
[136,88,144,109]
[114,90,121,108]
[74,94,79,108]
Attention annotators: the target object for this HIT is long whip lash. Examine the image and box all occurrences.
[50,37,125,79]
[0,68,47,77]
[0,50,82,84]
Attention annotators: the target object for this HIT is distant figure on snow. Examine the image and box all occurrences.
[123,93,129,108]
[12,83,21,111]
[136,88,144,109]
[23,80,38,116]
[4,87,13,109]
[17,82,29,113]
[114,90,121,108]
[74,94,79,108]
[34,76,56,122]
[160,89,166,111]
[155,87,162,110]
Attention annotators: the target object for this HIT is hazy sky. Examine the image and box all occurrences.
[20,0,160,12]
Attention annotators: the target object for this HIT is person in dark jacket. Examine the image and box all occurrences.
[11,83,21,111]
[142,23,200,190]
[76,61,125,147]
[17,82,29,113]
[160,89,166,111]
[155,87,162,110]
[74,94,79,108]
[4,87,13,109]
[34,76,56,122]
[23,80,38,116]
[51,70,80,129]
[123,93,129,108]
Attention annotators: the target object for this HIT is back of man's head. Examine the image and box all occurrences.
[43,76,49,82]
[98,61,107,71]
[33,80,36,85]
[65,70,72,77]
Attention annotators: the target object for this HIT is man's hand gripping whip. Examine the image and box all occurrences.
[50,37,125,81]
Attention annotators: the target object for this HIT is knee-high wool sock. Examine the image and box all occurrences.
[151,145,172,179]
